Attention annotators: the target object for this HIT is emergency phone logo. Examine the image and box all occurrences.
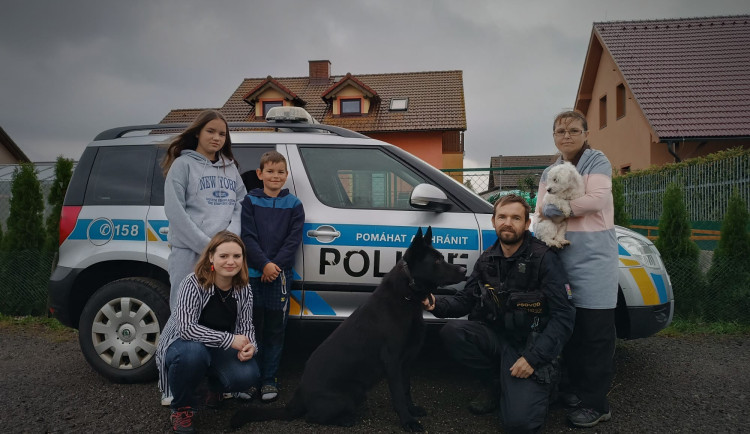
[87,218,115,246]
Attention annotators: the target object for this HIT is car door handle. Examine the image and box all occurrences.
[307,229,341,238]
[159,227,169,235]
[306,225,341,243]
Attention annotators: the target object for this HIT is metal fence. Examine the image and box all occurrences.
[441,166,547,198]
[667,254,750,324]
[0,251,54,316]
[0,164,61,317]
[621,154,750,222]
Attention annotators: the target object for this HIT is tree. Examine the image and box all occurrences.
[45,156,74,252]
[0,163,50,315]
[464,178,474,192]
[519,175,537,198]
[612,176,631,227]
[654,182,704,318]
[4,163,45,251]
[706,190,750,323]
[0,164,46,315]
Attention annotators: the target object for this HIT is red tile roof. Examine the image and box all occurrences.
[242,76,303,104]
[160,108,214,124]
[321,73,379,100]
[162,70,466,133]
[489,154,558,189]
[591,15,750,139]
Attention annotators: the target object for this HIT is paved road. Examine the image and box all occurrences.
[1,322,747,433]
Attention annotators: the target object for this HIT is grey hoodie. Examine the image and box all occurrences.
[164,150,247,253]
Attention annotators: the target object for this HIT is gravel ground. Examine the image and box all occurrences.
[1,322,748,433]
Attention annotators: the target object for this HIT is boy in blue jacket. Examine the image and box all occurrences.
[240,150,304,402]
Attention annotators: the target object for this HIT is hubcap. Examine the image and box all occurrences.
[118,324,136,343]
[90,297,161,370]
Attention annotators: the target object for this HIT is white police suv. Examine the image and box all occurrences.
[48,107,674,383]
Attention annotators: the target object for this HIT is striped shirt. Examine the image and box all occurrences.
[156,273,256,396]
[536,149,619,309]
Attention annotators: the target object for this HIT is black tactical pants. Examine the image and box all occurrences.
[440,320,552,434]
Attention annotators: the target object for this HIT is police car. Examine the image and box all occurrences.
[48,107,674,383]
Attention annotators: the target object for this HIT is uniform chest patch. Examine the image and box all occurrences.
[517,263,526,273]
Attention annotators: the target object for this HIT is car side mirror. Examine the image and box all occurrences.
[410,183,452,212]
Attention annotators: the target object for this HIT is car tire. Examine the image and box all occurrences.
[78,277,170,383]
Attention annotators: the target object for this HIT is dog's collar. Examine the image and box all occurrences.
[397,260,421,302]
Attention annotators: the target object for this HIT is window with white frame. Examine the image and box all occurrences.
[340,98,362,115]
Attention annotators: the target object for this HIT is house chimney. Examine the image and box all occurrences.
[309,60,331,83]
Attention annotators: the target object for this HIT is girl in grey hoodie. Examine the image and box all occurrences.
[162,110,247,310]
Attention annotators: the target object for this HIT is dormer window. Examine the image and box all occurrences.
[262,100,284,118]
[242,76,305,119]
[323,73,379,117]
[390,98,408,111]
[340,98,362,115]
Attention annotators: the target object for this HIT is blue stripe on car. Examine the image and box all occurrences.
[303,223,478,250]
[651,273,668,304]
[297,290,336,315]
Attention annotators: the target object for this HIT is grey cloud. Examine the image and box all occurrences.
[1,0,749,163]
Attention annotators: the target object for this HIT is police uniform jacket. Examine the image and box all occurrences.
[432,231,576,369]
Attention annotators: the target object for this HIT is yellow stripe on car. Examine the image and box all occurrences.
[628,268,661,305]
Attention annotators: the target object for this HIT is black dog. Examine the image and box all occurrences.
[231,227,466,432]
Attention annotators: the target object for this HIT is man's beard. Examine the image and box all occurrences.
[497,227,524,245]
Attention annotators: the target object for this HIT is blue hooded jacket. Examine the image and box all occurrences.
[240,188,304,276]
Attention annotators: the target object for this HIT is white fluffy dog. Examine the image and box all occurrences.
[535,162,585,248]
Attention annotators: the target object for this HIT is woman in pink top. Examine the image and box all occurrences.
[536,110,618,428]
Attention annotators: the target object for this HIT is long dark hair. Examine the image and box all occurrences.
[161,110,236,176]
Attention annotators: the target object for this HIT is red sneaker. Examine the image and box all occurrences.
[170,406,195,433]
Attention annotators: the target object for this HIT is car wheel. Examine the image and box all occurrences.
[78,277,170,383]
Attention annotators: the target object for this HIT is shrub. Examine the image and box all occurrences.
[44,156,74,252]
[0,164,48,315]
[706,190,750,323]
[612,176,631,227]
[654,182,705,318]
[4,163,45,251]
[519,175,537,199]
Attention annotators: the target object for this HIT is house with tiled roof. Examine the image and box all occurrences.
[0,126,30,164]
[162,60,467,169]
[575,15,750,173]
[488,154,558,191]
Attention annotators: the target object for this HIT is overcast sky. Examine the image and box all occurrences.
[2,0,749,167]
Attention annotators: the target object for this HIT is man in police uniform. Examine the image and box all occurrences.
[424,194,575,433]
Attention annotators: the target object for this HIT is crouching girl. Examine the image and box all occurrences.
[156,231,259,433]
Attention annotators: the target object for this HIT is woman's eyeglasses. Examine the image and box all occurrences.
[553,128,586,137]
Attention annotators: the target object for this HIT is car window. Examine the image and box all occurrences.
[300,147,427,210]
[151,146,166,205]
[84,146,155,206]
[231,145,275,191]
